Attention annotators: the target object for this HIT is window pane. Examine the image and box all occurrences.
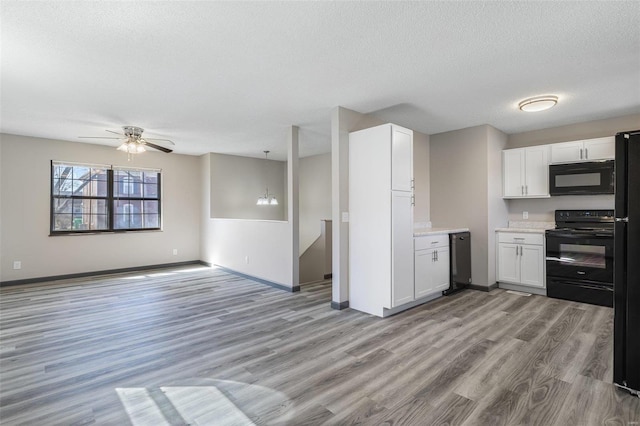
[89,169,109,197]
[53,198,72,215]
[114,200,143,229]
[52,178,62,196]
[142,183,158,198]
[53,214,73,231]
[91,168,108,181]
[144,214,159,228]
[93,214,109,230]
[52,165,74,195]
[114,171,143,197]
[87,198,108,230]
[143,200,158,214]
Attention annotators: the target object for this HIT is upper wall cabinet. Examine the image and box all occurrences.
[391,126,414,191]
[550,136,615,163]
[503,145,550,198]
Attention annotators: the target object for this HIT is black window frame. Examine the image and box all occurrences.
[50,161,162,235]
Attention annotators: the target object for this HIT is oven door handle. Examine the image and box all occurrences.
[577,282,614,291]
[546,232,613,239]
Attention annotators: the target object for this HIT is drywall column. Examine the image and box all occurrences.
[331,107,348,308]
[331,107,384,309]
[288,126,300,289]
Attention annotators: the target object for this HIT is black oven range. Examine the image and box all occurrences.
[545,209,614,307]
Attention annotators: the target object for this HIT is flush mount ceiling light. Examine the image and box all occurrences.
[518,95,559,112]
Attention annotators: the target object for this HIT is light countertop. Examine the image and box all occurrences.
[414,227,470,237]
[495,227,549,234]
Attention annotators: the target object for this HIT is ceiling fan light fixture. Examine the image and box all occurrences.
[117,141,133,152]
[518,95,558,112]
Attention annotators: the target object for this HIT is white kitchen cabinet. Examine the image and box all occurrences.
[392,191,415,306]
[415,235,450,298]
[497,232,545,288]
[391,126,414,192]
[503,145,550,198]
[349,123,414,317]
[550,136,614,163]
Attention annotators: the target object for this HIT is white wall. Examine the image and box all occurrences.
[430,125,508,287]
[413,131,430,224]
[210,153,286,221]
[0,134,201,282]
[200,126,299,289]
[299,153,331,254]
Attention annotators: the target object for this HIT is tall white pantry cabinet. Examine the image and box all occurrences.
[349,123,414,317]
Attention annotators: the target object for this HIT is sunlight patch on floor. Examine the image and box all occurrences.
[116,380,291,425]
[116,387,169,425]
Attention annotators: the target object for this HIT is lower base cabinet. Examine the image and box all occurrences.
[415,235,450,298]
[497,232,545,288]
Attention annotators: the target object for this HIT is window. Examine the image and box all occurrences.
[51,162,161,234]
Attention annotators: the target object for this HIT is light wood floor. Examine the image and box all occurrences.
[1,266,638,425]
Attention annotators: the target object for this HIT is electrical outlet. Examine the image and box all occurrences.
[13,261,21,270]
[523,211,529,220]
[245,256,249,264]
[172,249,178,256]
[341,212,349,223]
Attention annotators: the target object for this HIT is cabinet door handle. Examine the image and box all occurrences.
[411,195,415,206]
[521,185,524,195]
[580,148,583,159]
[411,178,415,189]
[436,250,438,261]
[585,148,588,159]
[525,185,528,195]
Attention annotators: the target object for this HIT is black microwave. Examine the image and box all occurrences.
[549,160,614,196]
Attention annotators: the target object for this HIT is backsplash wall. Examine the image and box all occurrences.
[507,195,614,222]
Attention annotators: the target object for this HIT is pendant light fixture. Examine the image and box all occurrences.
[257,151,278,206]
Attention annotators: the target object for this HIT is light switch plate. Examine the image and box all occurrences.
[523,211,529,219]
[341,212,349,223]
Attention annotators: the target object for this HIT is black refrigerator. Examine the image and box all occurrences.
[614,130,640,396]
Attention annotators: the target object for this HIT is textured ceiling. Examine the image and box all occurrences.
[1,1,639,160]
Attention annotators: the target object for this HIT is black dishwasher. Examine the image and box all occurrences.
[443,232,471,295]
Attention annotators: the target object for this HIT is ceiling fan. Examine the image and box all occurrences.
[79,126,175,154]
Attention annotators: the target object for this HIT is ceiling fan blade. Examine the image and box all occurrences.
[146,138,175,145]
[106,129,124,136]
[79,136,123,139]
[144,141,173,153]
